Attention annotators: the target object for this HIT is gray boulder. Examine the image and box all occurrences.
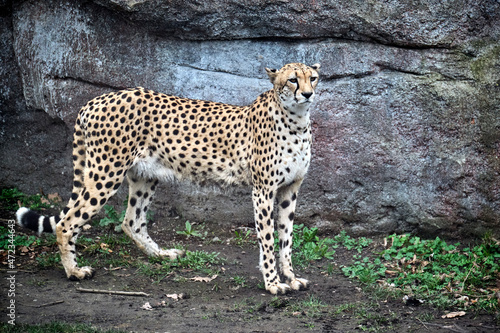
[1,0,500,237]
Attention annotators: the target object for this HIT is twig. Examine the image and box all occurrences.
[417,322,467,333]
[27,300,64,308]
[459,260,476,293]
[76,287,150,297]
[0,268,36,273]
[416,318,430,330]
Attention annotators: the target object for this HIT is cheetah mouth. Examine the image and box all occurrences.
[297,98,313,104]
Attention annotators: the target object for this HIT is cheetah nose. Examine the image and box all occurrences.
[302,92,313,99]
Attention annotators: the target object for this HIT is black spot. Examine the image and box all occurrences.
[281,200,290,209]
[82,213,89,220]
[288,212,295,221]
[90,198,98,206]
[130,197,137,207]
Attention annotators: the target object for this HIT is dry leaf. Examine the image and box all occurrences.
[166,293,187,300]
[141,302,153,311]
[166,294,179,301]
[190,275,218,283]
[441,311,466,319]
[47,193,62,202]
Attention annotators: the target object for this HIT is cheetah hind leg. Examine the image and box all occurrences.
[121,173,184,259]
[57,188,115,280]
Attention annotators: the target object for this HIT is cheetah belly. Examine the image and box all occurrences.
[131,154,252,188]
[132,156,178,182]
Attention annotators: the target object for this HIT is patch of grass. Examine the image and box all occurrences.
[138,249,224,279]
[0,322,126,333]
[332,302,358,315]
[290,295,327,318]
[36,252,61,268]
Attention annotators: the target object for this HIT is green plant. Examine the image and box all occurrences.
[97,198,154,232]
[234,229,254,245]
[342,233,500,312]
[333,230,373,253]
[0,226,40,250]
[341,255,386,285]
[36,252,61,268]
[176,221,205,239]
[287,224,336,267]
[232,275,247,287]
[0,187,53,211]
[98,205,126,232]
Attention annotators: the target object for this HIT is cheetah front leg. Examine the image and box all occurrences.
[252,188,290,294]
[277,181,308,290]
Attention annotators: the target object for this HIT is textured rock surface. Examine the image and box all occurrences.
[2,0,500,237]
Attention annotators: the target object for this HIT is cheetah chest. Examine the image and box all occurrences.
[278,135,311,185]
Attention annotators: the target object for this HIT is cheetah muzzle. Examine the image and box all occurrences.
[16,62,321,295]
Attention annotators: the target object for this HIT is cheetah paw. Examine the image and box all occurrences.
[159,248,185,259]
[288,277,309,290]
[67,266,95,281]
[267,282,291,295]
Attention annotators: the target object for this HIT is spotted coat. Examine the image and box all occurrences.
[16,62,320,294]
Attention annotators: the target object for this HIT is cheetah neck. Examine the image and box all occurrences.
[271,91,311,135]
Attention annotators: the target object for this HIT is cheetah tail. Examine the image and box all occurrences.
[16,207,59,236]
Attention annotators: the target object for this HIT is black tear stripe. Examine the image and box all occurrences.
[293,73,300,99]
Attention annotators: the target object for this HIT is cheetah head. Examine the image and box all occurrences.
[266,63,320,113]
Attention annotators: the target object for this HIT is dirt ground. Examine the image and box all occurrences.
[1,216,499,333]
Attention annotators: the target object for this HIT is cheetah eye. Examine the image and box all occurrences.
[310,77,317,82]
[288,78,298,84]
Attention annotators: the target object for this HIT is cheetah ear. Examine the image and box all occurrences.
[265,67,279,84]
[310,63,321,71]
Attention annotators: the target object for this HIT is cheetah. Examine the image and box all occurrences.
[16,62,320,294]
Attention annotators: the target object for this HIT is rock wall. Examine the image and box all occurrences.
[2,0,500,237]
